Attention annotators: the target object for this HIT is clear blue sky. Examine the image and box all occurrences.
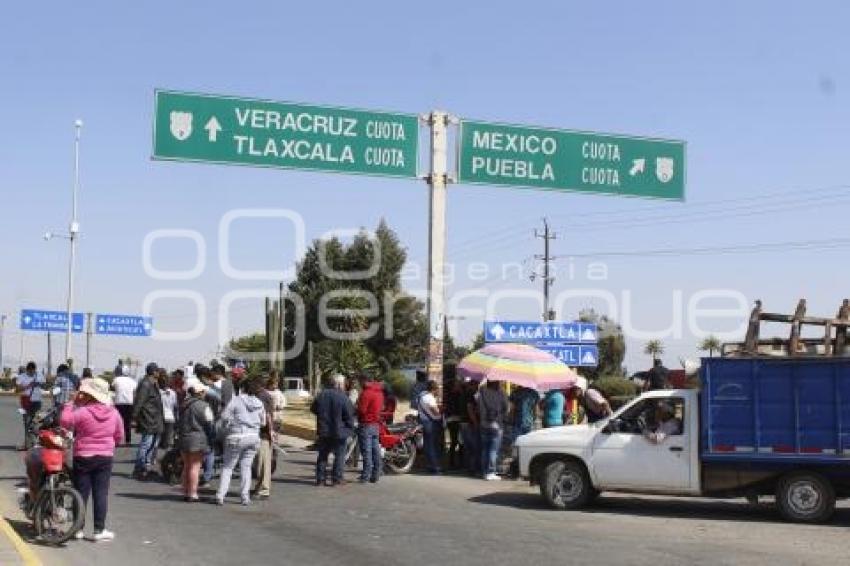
[2,1,849,373]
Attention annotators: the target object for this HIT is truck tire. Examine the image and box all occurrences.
[540,460,592,510]
[775,472,835,523]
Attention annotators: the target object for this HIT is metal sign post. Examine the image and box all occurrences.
[149,90,687,387]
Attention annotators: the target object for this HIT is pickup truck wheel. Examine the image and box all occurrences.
[776,472,835,523]
[540,460,592,510]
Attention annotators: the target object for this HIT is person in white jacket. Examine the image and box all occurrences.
[111,366,137,446]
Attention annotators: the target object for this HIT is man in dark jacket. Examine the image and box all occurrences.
[311,374,355,486]
[356,375,385,484]
[132,362,165,480]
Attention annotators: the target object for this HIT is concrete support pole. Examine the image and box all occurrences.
[426,111,449,386]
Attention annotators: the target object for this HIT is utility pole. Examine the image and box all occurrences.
[65,119,83,364]
[533,218,557,321]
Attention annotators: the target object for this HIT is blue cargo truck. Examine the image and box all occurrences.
[515,356,850,522]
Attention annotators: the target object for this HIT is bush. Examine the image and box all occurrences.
[592,376,639,409]
[385,369,411,400]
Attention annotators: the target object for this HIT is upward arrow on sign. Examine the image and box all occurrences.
[204,116,222,142]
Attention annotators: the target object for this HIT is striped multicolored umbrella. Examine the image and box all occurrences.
[457,343,580,391]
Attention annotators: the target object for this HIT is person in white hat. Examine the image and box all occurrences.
[59,377,124,541]
[177,378,214,502]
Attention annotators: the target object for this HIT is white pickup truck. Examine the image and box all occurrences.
[516,390,700,506]
[515,357,850,523]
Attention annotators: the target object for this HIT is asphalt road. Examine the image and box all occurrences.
[0,396,848,566]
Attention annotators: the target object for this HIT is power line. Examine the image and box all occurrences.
[444,184,850,262]
[565,237,850,259]
[555,190,850,233]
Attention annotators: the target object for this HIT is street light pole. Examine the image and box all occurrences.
[64,120,82,363]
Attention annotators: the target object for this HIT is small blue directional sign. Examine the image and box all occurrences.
[20,309,84,333]
[95,314,153,337]
[537,344,599,367]
[484,321,597,344]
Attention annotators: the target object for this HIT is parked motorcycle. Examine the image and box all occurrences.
[17,405,85,545]
[345,416,423,474]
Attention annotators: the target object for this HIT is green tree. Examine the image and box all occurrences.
[698,335,722,358]
[577,309,626,380]
[644,340,665,362]
[314,339,376,376]
[283,219,426,376]
[470,331,486,352]
[226,332,271,375]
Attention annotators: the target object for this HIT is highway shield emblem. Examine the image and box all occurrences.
[656,157,674,183]
[170,111,193,141]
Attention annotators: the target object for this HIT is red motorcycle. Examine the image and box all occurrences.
[345,416,423,474]
[17,406,84,545]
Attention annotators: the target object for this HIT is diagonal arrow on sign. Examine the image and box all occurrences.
[629,158,646,176]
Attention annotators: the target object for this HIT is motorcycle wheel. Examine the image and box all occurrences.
[160,449,183,485]
[385,438,416,474]
[34,486,85,545]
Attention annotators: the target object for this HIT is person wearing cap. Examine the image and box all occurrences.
[178,378,215,502]
[59,378,124,542]
[132,363,164,480]
[644,402,682,444]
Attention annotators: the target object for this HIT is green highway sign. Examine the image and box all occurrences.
[153,90,420,178]
[458,120,685,199]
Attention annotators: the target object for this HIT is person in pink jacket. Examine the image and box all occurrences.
[60,377,123,542]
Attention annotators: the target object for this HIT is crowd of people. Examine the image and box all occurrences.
[14,359,288,541]
[311,366,618,485]
[12,356,657,541]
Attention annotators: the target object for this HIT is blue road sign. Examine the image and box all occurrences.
[483,321,597,344]
[20,309,84,333]
[538,344,599,367]
[95,314,153,337]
